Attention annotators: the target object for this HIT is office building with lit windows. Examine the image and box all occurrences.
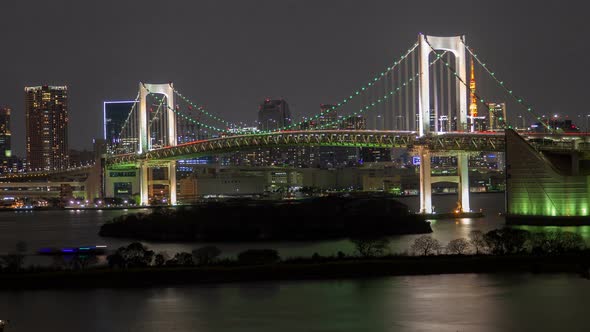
[25,85,69,171]
[487,102,507,130]
[0,107,11,159]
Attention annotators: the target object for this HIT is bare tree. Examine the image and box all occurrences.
[447,238,471,255]
[350,238,390,258]
[410,235,442,256]
[469,230,486,254]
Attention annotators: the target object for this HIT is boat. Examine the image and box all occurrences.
[38,245,108,255]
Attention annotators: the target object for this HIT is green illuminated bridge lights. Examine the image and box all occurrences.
[105,130,506,167]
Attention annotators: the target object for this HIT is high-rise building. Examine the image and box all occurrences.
[487,102,507,130]
[257,98,291,131]
[340,115,367,130]
[0,107,11,159]
[103,101,137,154]
[25,85,69,171]
[318,104,338,129]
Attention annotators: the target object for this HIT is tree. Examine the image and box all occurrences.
[484,228,528,255]
[121,242,154,267]
[69,255,99,270]
[107,242,154,268]
[192,246,222,265]
[350,237,390,258]
[237,249,280,265]
[170,252,194,266]
[410,235,442,256]
[447,238,471,255]
[558,231,586,252]
[107,252,125,268]
[154,252,169,266]
[469,230,487,254]
[529,231,586,254]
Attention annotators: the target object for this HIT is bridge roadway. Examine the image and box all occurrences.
[107,130,507,167]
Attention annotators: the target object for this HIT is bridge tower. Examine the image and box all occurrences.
[138,82,177,206]
[418,35,470,214]
[418,34,468,136]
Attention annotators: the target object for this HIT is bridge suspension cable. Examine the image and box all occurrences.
[142,84,233,137]
[114,92,140,154]
[172,88,238,129]
[315,51,448,130]
[460,40,551,131]
[260,42,420,133]
[423,37,552,133]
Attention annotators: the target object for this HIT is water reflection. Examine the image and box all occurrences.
[1,274,590,331]
[2,193,590,262]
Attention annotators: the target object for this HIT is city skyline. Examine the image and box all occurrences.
[0,1,588,156]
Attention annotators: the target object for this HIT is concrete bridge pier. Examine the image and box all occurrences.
[140,161,149,206]
[458,151,470,213]
[419,148,471,214]
[419,146,432,214]
[168,161,177,205]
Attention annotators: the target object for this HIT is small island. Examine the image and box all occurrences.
[99,194,432,242]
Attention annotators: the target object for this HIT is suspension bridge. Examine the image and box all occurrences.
[103,33,554,214]
[5,33,590,220]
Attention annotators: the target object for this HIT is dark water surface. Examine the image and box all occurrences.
[1,274,589,332]
[2,193,590,331]
[1,193,589,259]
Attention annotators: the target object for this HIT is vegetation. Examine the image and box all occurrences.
[3,228,590,289]
[192,246,222,265]
[410,235,442,256]
[99,194,432,242]
[446,238,470,255]
[351,237,391,257]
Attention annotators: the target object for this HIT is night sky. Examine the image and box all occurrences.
[0,0,588,155]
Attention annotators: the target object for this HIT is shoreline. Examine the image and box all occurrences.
[2,254,589,290]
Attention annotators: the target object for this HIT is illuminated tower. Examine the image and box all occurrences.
[469,56,478,132]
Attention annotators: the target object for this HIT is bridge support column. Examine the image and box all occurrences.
[140,161,149,206]
[168,161,177,205]
[419,147,432,214]
[458,152,470,212]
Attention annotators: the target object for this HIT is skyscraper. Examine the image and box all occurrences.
[487,102,507,130]
[0,107,11,159]
[257,98,291,131]
[104,100,137,154]
[340,115,367,130]
[318,104,338,129]
[25,85,69,171]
